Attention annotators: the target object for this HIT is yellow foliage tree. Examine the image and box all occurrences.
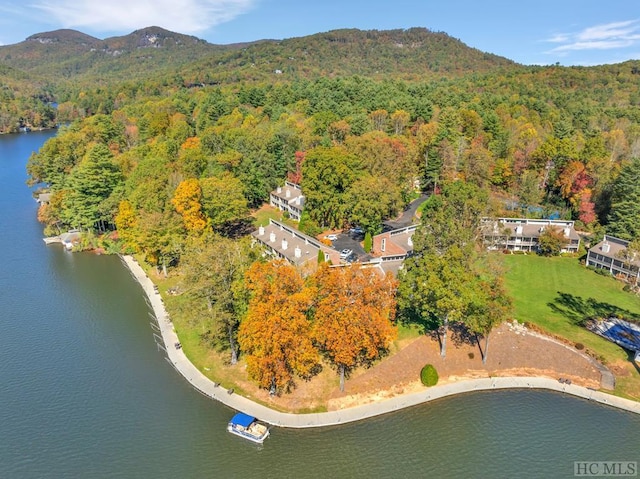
[171,179,208,233]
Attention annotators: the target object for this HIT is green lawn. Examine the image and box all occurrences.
[503,254,640,387]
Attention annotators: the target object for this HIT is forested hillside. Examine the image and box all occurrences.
[1,26,519,133]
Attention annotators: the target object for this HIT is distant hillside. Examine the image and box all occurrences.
[0,26,226,80]
[184,27,518,83]
[0,26,518,85]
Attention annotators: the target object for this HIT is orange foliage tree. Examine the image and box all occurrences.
[238,261,319,393]
[311,264,398,391]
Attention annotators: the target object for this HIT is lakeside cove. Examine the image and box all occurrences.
[120,254,640,427]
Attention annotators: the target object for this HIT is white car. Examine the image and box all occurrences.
[340,249,353,259]
[325,234,338,241]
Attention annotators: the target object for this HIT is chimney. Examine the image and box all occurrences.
[294,246,301,258]
[282,239,288,250]
[563,228,570,237]
[258,226,265,236]
[286,189,291,198]
[602,242,610,253]
[277,186,282,193]
[516,226,523,235]
[269,232,276,243]
[408,235,413,247]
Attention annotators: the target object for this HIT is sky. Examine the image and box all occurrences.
[0,0,639,66]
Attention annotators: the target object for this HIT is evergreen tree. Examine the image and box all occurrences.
[606,158,640,241]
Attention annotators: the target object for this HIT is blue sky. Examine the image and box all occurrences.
[0,0,638,66]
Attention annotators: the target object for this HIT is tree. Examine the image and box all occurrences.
[199,173,248,230]
[238,261,319,393]
[171,178,208,233]
[465,265,512,363]
[137,210,185,276]
[399,245,477,357]
[344,175,403,235]
[60,143,123,231]
[364,231,373,253]
[180,234,255,364]
[398,181,489,357]
[311,264,397,391]
[537,227,566,256]
[301,146,362,228]
[606,157,640,241]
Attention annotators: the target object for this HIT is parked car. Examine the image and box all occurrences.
[345,253,358,263]
[340,249,353,259]
[325,234,338,241]
[349,227,364,235]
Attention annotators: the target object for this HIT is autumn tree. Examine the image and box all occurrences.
[171,178,208,233]
[238,261,319,393]
[311,264,397,391]
[537,227,566,256]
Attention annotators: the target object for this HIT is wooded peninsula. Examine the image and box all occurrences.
[3,26,640,406]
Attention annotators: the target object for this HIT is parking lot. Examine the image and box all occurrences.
[328,230,369,263]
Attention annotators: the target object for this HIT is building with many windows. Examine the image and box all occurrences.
[481,217,581,253]
[269,182,305,221]
[251,219,339,273]
[586,235,640,282]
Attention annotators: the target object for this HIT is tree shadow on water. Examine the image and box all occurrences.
[547,291,640,326]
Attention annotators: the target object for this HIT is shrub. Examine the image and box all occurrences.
[468,352,475,359]
[364,231,372,253]
[420,364,439,387]
[575,342,584,350]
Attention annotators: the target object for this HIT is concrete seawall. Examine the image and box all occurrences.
[120,255,640,428]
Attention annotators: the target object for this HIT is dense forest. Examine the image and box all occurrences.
[5,26,640,392]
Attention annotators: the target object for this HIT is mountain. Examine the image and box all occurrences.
[0,26,518,84]
[183,28,518,84]
[0,26,227,80]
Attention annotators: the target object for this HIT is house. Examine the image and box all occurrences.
[269,182,305,221]
[481,217,580,253]
[371,225,417,262]
[586,235,640,282]
[37,192,51,204]
[251,219,339,271]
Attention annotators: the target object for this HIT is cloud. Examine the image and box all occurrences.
[545,19,640,54]
[31,0,256,34]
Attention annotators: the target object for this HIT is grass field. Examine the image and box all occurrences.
[503,254,640,398]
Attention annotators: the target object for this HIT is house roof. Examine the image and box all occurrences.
[481,217,580,241]
[270,182,304,203]
[252,220,339,266]
[372,225,417,258]
[589,235,640,266]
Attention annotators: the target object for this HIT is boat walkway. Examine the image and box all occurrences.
[120,255,640,428]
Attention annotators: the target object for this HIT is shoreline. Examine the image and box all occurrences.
[120,254,640,427]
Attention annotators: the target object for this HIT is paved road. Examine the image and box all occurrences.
[121,255,640,428]
[384,193,429,230]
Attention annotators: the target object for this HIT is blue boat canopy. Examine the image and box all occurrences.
[230,412,255,428]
